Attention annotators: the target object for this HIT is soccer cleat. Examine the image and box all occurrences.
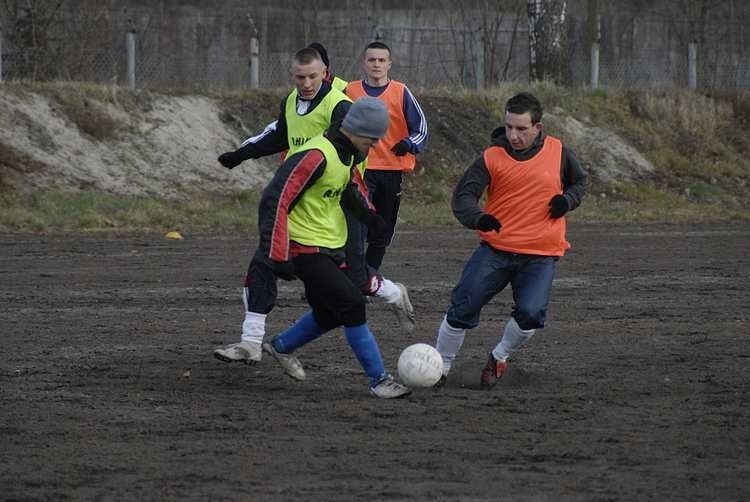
[370,375,412,399]
[389,282,415,334]
[213,341,262,364]
[262,341,306,381]
[480,354,508,389]
[433,374,448,388]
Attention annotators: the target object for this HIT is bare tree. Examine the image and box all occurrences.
[527,0,568,83]
[0,0,65,79]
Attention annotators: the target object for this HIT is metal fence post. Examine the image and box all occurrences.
[249,37,259,89]
[590,43,599,88]
[590,14,600,88]
[688,41,697,89]
[0,29,3,83]
[126,30,136,89]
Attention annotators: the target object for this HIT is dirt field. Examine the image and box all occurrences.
[1,223,748,501]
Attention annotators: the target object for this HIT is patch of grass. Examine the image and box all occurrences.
[1,185,743,235]
[0,189,261,234]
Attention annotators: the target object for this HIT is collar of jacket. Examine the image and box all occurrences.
[324,123,366,165]
[490,126,546,161]
[296,81,333,107]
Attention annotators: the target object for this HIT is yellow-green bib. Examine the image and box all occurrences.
[285,88,351,156]
[288,135,353,249]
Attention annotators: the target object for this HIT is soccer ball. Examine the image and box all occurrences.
[397,343,444,387]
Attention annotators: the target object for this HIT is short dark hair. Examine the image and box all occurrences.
[505,92,543,124]
[293,47,323,66]
[364,41,392,57]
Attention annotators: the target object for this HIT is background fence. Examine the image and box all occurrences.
[0,0,748,92]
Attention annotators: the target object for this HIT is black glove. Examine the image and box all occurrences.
[549,194,569,218]
[272,260,296,281]
[390,140,410,157]
[476,214,501,232]
[218,151,243,169]
[363,211,388,241]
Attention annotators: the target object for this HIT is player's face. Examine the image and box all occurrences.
[362,48,392,81]
[504,111,542,151]
[349,135,380,155]
[292,60,325,99]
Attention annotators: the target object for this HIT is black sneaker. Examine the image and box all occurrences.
[479,354,507,389]
[433,374,448,388]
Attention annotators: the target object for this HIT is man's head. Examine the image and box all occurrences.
[291,47,325,100]
[341,97,390,154]
[362,41,392,84]
[504,92,543,151]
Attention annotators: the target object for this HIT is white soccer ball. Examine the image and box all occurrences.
[397,343,444,388]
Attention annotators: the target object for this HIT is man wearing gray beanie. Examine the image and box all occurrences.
[255,97,411,399]
[214,49,414,368]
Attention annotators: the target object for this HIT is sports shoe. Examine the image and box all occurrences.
[213,341,262,364]
[389,282,415,334]
[370,375,411,399]
[433,374,448,388]
[262,341,306,381]
[480,354,508,389]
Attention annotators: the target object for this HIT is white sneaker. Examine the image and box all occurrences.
[389,282,415,334]
[262,341,306,381]
[213,341,262,364]
[370,375,411,399]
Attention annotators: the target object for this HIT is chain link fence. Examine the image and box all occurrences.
[1,6,748,92]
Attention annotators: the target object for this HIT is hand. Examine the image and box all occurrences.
[218,151,242,169]
[363,211,388,241]
[476,214,501,232]
[548,194,569,218]
[390,140,410,157]
[272,260,296,281]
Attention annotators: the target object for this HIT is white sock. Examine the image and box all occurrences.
[374,278,400,303]
[435,316,466,375]
[241,288,265,345]
[492,317,535,361]
[241,312,266,345]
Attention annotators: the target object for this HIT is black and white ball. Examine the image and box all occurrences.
[397,343,444,387]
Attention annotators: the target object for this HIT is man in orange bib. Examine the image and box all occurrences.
[433,92,588,389]
[345,41,428,271]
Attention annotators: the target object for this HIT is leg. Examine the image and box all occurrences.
[344,206,415,333]
[494,255,557,358]
[293,253,407,397]
[436,244,512,374]
[214,247,278,364]
[486,256,556,379]
[364,170,402,270]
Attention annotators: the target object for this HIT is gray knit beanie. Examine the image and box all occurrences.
[341,97,389,139]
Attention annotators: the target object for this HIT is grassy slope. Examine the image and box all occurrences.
[1,82,749,234]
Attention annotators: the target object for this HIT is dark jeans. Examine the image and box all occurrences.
[446,243,557,331]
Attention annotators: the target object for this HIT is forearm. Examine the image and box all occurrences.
[561,148,589,210]
[402,88,428,154]
[451,157,489,228]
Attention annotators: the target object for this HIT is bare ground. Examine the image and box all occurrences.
[1,224,749,501]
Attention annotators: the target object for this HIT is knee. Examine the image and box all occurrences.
[513,308,546,330]
[445,312,478,331]
[339,296,367,327]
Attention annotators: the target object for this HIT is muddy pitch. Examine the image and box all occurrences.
[1,224,748,501]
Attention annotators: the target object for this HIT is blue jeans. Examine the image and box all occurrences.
[446,243,557,331]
